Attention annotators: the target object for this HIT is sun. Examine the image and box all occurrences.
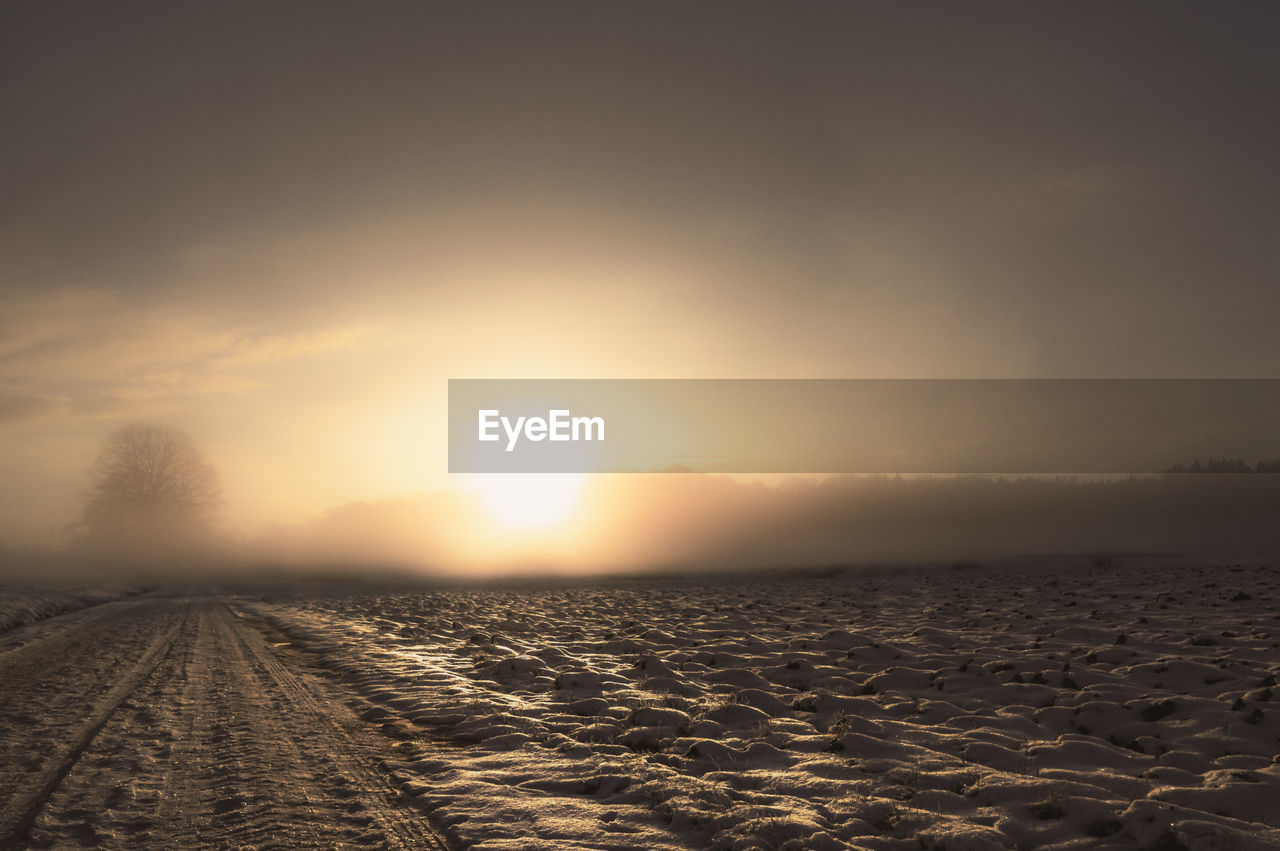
[468,473,586,530]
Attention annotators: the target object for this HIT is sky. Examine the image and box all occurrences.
[2,2,1279,561]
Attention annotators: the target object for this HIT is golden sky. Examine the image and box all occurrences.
[2,3,1279,566]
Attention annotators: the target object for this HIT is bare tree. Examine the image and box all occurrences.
[79,423,222,546]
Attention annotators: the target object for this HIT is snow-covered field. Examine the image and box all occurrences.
[243,559,1280,850]
[0,583,141,634]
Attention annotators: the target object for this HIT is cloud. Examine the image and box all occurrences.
[0,394,66,422]
[0,287,367,425]
[192,374,266,395]
[213,326,368,368]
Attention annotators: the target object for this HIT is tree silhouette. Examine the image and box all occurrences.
[1166,456,1277,474]
[79,423,222,546]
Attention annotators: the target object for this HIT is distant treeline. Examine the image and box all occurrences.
[10,467,1280,580]
[253,471,1280,572]
[1165,458,1280,473]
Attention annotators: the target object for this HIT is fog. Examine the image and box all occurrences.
[3,3,1279,577]
[7,471,1276,583]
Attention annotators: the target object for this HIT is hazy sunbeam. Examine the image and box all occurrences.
[466,473,585,530]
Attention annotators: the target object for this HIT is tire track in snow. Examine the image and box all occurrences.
[0,608,181,845]
[217,602,452,850]
[15,598,451,849]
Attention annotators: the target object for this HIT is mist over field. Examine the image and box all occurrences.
[243,472,1280,574]
[4,2,1280,571]
[5,470,1280,582]
[4,2,1280,849]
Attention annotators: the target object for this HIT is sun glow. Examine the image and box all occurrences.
[468,474,586,530]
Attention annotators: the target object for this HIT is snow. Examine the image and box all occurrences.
[0,583,141,634]
[239,559,1280,849]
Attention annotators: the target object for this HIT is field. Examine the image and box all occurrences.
[253,559,1280,850]
[2,559,1279,849]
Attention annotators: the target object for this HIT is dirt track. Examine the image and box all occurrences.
[0,592,449,849]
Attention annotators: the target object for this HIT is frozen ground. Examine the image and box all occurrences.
[0,583,141,635]
[246,560,1280,850]
[0,590,448,849]
[2,561,1278,849]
